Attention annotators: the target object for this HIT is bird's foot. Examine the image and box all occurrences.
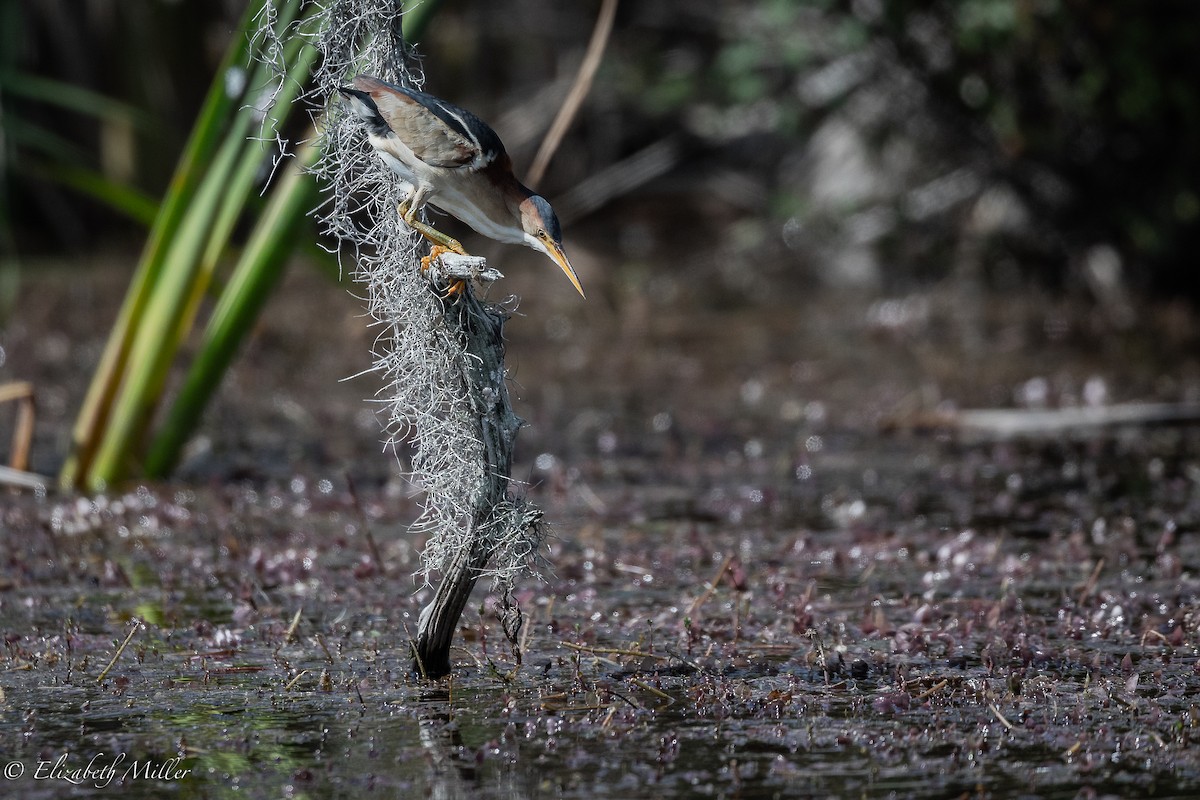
[419,245,454,273]
[420,246,471,299]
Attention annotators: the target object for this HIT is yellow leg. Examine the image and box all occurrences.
[397,200,471,297]
[397,199,468,256]
[397,200,470,298]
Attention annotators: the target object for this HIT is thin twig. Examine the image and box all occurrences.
[915,679,949,702]
[96,619,142,683]
[560,641,670,661]
[546,702,617,713]
[662,648,705,673]
[284,607,302,643]
[1140,629,1168,647]
[284,669,310,691]
[988,700,1015,731]
[0,382,35,471]
[315,633,335,663]
[347,472,386,576]
[685,553,735,622]
[519,596,551,659]
[1078,559,1104,606]
[403,619,429,680]
[630,678,674,703]
[603,687,641,709]
[451,644,486,669]
[911,401,1200,437]
[0,465,50,491]
[526,0,619,187]
[553,135,683,223]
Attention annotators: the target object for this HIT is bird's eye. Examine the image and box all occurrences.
[536,229,545,237]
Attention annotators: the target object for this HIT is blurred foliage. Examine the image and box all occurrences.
[552,0,1200,298]
[0,0,157,320]
[0,0,244,257]
[0,71,158,224]
[856,0,1200,295]
[4,0,1199,305]
[0,0,1194,487]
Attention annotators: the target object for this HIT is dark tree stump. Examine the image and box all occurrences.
[412,258,525,679]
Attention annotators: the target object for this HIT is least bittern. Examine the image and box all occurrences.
[339,75,584,297]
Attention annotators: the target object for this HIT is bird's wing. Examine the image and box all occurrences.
[351,76,505,171]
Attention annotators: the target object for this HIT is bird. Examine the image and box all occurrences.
[339,75,584,297]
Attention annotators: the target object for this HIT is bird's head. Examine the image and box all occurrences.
[338,85,375,118]
[338,82,394,140]
[518,195,584,297]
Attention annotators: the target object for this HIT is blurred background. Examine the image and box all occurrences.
[2,0,1200,481]
[7,0,1200,303]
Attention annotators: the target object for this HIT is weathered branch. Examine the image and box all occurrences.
[427,252,503,286]
[412,255,532,679]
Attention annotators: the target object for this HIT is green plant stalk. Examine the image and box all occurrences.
[0,73,156,130]
[142,3,443,474]
[102,52,318,485]
[58,0,275,488]
[146,0,430,479]
[84,26,316,490]
[144,137,320,478]
[182,36,319,340]
[61,0,306,489]
[4,115,92,164]
[84,35,309,488]
[69,0,443,489]
[84,122,253,487]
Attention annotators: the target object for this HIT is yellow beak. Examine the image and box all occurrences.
[545,239,586,298]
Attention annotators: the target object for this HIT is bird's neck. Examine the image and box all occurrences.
[486,163,537,223]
